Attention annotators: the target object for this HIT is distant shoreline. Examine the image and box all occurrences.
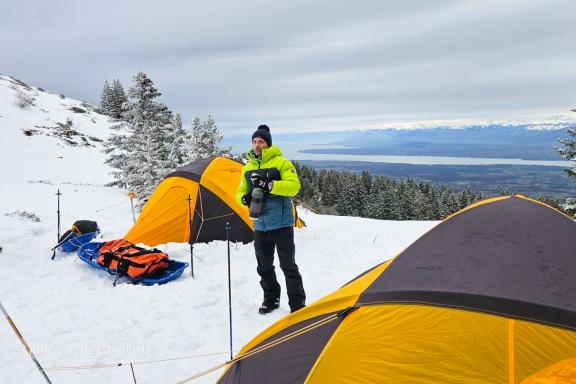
[285,150,571,167]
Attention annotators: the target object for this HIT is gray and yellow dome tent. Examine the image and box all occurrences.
[216,195,576,384]
[124,157,304,247]
[125,157,254,246]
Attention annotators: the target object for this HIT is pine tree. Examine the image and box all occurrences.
[418,182,437,220]
[557,110,576,177]
[397,180,414,220]
[320,170,340,207]
[99,80,113,115]
[382,186,402,220]
[438,186,458,218]
[458,188,476,210]
[336,172,366,216]
[110,79,128,119]
[186,114,232,161]
[364,189,388,219]
[184,116,202,158]
[103,129,129,187]
[424,185,441,219]
[166,113,187,168]
[411,188,428,220]
[361,170,372,195]
[295,163,316,201]
[103,72,173,205]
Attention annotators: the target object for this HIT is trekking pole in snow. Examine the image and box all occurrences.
[187,194,194,278]
[51,189,63,260]
[226,221,233,360]
[127,191,137,223]
[0,301,52,384]
[56,189,62,241]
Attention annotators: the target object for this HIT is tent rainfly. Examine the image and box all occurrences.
[216,195,576,384]
[125,156,304,247]
[125,157,254,246]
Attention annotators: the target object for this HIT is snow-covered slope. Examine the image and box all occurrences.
[0,74,112,184]
[0,75,438,383]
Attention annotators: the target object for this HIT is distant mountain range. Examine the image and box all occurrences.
[226,123,576,161]
[299,125,576,161]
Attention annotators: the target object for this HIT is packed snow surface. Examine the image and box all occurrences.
[0,75,437,383]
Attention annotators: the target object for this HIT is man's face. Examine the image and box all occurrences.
[252,137,269,155]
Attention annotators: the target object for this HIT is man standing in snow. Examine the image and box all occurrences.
[236,124,306,314]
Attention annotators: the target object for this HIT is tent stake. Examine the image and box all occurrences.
[187,194,194,278]
[226,222,233,360]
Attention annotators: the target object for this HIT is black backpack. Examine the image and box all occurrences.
[58,220,99,242]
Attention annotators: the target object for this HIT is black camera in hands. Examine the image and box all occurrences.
[249,172,267,219]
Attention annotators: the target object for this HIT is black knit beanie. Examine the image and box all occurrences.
[251,124,272,146]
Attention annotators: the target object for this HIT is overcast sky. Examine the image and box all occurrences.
[2,0,575,135]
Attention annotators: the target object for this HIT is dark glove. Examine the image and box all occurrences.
[241,193,252,206]
[250,173,273,193]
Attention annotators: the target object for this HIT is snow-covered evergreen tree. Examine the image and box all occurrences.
[166,113,187,168]
[100,79,128,119]
[398,180,417,220]
[457,188,476,210]
[418,182,440,220]
[110,79,128,119]
[336,173,366,216]
[557,109,576,177]
[438,185,458,219]
[103,129,129,187]
[99,80,113,115]
[363,190,387,219]
[186,114,232,161]
[295,163,316,201]
[361,170,372,195]
[381,186,402,220]
[184,116,201,158]
[103,72,173,205]
[320,170,340,207]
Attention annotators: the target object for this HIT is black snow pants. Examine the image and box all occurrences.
[254,226,306,309]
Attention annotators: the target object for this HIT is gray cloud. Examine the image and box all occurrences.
[1,0,574,134]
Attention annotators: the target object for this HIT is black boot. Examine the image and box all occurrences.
[290,299,306,314]
[259,297,280,314]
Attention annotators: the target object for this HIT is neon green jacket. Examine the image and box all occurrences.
[235,145,300,231]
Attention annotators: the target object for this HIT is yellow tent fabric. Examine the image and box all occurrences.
[304,306,576,384]
[125,177,198,245]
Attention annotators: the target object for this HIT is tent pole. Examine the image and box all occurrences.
[226,222,233,360]
[187,194,194,278]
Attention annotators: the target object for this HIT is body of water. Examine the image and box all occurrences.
[280,147,571,167]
